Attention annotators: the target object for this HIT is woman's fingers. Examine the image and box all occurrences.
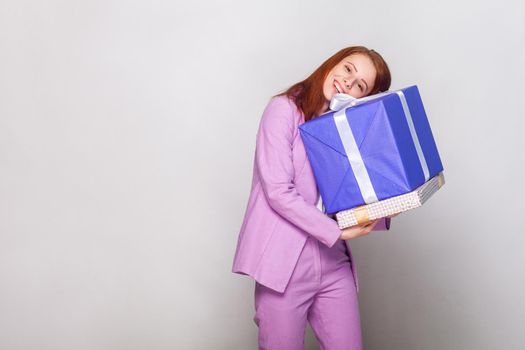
[363,219,379,227]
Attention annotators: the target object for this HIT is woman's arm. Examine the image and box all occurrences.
[255,96,343,248]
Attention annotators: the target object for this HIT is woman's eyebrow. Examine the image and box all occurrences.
[361,79,369,91]
[346,61,369,91]
[347,61,358,72]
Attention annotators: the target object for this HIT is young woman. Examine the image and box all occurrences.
[232,46,393,350]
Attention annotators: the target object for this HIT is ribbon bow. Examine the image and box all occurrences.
[329,90,397,112]
[329,93,359,111]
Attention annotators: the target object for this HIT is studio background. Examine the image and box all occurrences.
[1,0,524,349]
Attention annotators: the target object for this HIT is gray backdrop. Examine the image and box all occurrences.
[1,0,524,349]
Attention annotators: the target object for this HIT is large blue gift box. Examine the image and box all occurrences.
[298,85,444,215]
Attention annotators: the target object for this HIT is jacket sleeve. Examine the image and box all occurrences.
[371,217,391,230]
[254,96,343,248]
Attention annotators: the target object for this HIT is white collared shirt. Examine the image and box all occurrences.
[315,194,325,213]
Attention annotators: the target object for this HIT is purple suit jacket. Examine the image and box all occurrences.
[232,95,390,293]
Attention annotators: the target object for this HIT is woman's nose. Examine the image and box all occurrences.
[343,78,355,90]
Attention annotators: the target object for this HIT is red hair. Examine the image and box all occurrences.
[277,46,391,122]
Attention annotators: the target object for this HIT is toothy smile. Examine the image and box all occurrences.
[334,81,344,94]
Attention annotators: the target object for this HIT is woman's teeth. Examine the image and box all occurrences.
[334,82,342,93]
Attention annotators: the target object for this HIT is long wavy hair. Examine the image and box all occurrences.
[277,46,391,122]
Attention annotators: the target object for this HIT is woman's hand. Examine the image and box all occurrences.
[339,219,380,241]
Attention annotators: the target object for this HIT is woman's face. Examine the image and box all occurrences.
[322,53,377,106]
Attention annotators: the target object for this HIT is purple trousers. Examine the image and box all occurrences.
[253,236,362,350]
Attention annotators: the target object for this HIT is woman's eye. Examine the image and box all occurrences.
[345,65,351,72]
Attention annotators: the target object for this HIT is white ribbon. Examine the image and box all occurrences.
[333,108,379,204]
[329,89,430,204]
[395,91,430,182]
[329,93,358,111]
[329,91,396,111]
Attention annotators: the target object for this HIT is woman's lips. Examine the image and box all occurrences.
[334,80,344,94]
